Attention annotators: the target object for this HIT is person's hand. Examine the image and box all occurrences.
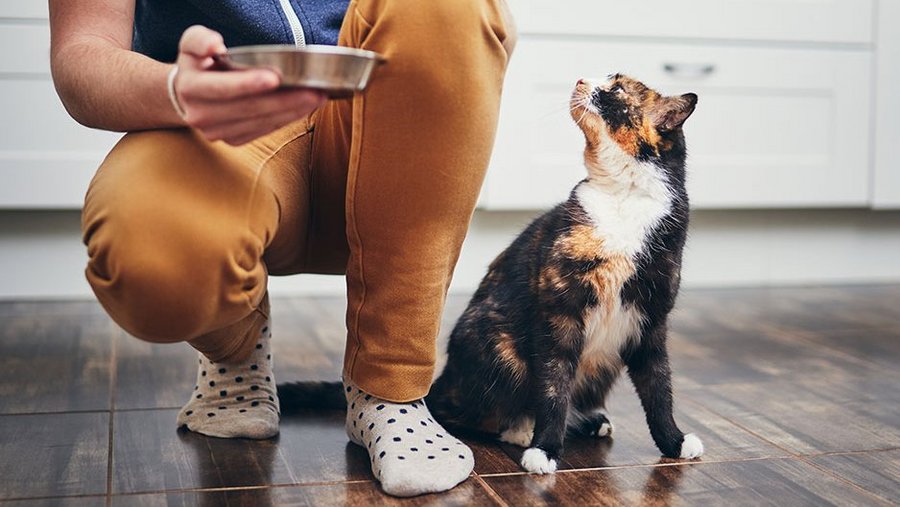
[173,25,327,145]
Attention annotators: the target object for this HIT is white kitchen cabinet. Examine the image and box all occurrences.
[0,21,121,209]
[515,0,874,44]
[481,0,879,210]
[873,0,900,209]
[0,1,47,20]
[483,39,872,209]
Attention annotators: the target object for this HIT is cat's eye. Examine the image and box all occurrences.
[611,84,626,94]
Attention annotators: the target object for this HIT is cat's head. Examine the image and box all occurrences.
[570,74,696,182]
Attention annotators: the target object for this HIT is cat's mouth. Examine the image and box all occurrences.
[570,79,601,128]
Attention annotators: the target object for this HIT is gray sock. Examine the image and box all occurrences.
[344,379,474,497]
[176,319,279,439]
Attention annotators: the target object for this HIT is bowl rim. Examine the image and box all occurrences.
[225,44,385,62]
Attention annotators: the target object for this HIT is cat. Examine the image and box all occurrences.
[425,74,701,473]
[280,74,702,474]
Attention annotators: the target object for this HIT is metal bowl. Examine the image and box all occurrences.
[215,45,386,98]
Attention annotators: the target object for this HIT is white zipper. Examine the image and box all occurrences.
[277,0,306,47]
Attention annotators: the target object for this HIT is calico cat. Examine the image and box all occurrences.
[425,74,701,473]
[280,74,702,474]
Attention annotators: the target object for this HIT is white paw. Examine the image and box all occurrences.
[595,420,614,437]
[499,417,535,448]
[679,433,704,459]
[521,448,558,474]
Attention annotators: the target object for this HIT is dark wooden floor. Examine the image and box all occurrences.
[1,285,898,506]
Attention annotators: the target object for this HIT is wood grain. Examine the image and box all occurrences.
[681,379,900,455]
[109,480,500,506]
[0,413,109,500]
[498,382,787,471]
[2,285,899,504]
[808,450,900,504]
[482,459,891,507]
[0,497,106,507]
[0,313,113,414]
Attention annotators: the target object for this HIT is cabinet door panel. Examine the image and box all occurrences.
[0,79,120,208]
[873,0,900,208]
[483,39,871,209]
[0,23,51,74]
[0,1,48,19]
[511,0,874,44]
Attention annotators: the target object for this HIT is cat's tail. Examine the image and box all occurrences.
[277,381,346,411]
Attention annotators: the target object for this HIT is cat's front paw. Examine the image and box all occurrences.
[679,433,704,459]
[521,448,558,474]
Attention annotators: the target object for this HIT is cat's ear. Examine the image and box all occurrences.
[651,93,698,131]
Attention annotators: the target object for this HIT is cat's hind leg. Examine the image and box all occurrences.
[568,408,614,438]
[498,416,534,447]
[568,367,618,438]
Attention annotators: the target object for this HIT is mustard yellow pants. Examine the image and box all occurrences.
[81,0,514,402]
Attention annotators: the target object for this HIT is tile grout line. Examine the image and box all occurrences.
[678,393,897,505]
[105,327,119,507]
[477,455,795,478]
[107,479,376,499]
[795,454,896,505]
[0,481,377,503]
[678,395,802,458]
[471,474,511,507]
[764,325,894,372]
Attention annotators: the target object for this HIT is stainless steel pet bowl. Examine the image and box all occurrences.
[216,45,386,98]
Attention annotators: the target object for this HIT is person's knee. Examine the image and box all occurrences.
[83,201,265,345]
[81,130,271,344]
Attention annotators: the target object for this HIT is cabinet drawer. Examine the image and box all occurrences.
[0,79,120,208]
[0,1,48,19]
[512,0,874,45]
[0,23,51,74]
[483,39,871,209]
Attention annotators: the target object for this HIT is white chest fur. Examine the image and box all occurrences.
[577,128,674,259]
[575,178,671,259]
[573,138,673,380]
[577,298,643,381]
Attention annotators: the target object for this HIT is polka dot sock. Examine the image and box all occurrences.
[176,319,279,439]
[343,379,474,497]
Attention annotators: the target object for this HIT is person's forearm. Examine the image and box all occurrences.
[51,37,185,132]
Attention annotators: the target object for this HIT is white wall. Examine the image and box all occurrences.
[1,208,898,301]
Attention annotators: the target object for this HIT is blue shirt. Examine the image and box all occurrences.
[133,0,351,62]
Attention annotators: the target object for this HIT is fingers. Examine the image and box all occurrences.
[185,88,326,128]
[178,25,227,65]
[176,25,280,102]
[196,89,328,145]
[173,25,327,143]
[179,69,280,101]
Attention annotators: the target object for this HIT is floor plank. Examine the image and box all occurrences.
[2,285,900,505]
[112,409,296,494]
[681,380,900,455]
[795,327,900,373]
[493,382,786,471]
[808,450,900,504]
[673,285,900,334]
[0,313,113,414]
[114,338,197,411]
[110,479,499,507]
[0,413,109,500]
[0,497,105,507]
[482,459,891,506]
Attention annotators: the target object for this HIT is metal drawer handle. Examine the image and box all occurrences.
[663,63,716,79]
